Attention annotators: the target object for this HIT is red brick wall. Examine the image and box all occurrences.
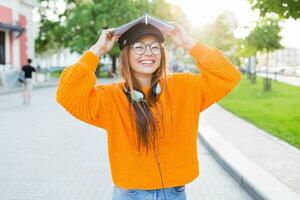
[0,5,13,24]
[19,14,27,66]
[9,32,13,66]
[0,5,13,65]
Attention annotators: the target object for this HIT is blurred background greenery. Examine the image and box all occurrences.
[33,0,299,149]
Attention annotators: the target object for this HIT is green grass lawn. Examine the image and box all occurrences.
[219,76,300,149]
[50,70,109,78]
[99,71,109,78]
[50,71,62,78]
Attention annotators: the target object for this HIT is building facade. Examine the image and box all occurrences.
[256,48,300,71]
[0,0,38,70]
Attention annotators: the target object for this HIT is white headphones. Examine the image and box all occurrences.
[124,82,161,102]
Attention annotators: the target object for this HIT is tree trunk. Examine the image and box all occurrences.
[247,57,251,80]
[251,56,257,84]
[112,56,117,74]
[95,64,100,78]
[274,54,277,83]
[264,52,272,91]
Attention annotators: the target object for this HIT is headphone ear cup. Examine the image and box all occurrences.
[124,83,160,102]
[124,84,145,102]
[152,82,161,96]
[132,89,145,102]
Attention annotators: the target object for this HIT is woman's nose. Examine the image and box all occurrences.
[144,45,152,55]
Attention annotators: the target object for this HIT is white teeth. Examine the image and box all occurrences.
[141,61,154,64]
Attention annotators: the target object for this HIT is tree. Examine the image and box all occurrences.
[195,11,238,51]
[64,0,148,74]
[36,0,191,75]
[148,0,192,63]
[248,0,300,20]
[244,16,283,91]
[192,11,240,65]
[36,0,150,74]
[236,38,257,82]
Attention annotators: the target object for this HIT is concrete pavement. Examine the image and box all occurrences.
[0,79,59,95]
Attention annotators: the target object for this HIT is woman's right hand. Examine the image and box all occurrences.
[89,28,120,57]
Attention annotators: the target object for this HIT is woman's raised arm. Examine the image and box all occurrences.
[56,29,120,130]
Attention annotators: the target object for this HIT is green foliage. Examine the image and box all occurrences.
[191,11,242,65]
[35,20,62,54]
[236,38,256,58]
[236,16,283,60]
[35,0,69,55]
[193,11,238,52]
[50,70,63,78]
[246,16,283,53]
[237,16,283,91]
[35,0,190,57]
[248,0,300,20]
[60,0,145,55]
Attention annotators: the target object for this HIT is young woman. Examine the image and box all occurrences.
[56,21,242,200]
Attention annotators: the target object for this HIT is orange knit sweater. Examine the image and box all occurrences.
[56,42,242,190]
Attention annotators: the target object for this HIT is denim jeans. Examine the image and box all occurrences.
[112,184,186,200]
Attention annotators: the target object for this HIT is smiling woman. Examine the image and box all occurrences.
[127,36,162,86]
[56,13,242,200]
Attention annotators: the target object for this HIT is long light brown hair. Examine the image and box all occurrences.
[119,42,172,154]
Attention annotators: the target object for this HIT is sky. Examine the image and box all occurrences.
[33,0,300,49]
[166,0,300,48]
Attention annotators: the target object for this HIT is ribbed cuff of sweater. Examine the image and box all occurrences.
[79,50,100,73]
[188,41,213,62]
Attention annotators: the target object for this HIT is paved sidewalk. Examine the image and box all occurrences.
[0,79,59,95]
[257,72,300,87]
[0,84,253,199]
[200,103,300,199]
[0,77,122,95]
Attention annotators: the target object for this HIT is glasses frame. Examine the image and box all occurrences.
[130,41,162,55]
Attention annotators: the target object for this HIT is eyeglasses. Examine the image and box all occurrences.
[130,41,161,55]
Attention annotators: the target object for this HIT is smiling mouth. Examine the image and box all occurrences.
[140,60,155,64]
[139,60,155,67]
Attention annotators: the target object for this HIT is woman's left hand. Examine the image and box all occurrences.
[165,22,197,51]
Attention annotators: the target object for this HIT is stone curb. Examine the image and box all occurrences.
[199,121,300,200]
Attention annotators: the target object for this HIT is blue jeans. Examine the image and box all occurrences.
[112,184,186,200]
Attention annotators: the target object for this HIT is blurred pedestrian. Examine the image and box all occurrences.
[56,14,242,200]
[21,58,36,105]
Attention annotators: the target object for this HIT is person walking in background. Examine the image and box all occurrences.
[56,14,242,200]
[21,58,36,105]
